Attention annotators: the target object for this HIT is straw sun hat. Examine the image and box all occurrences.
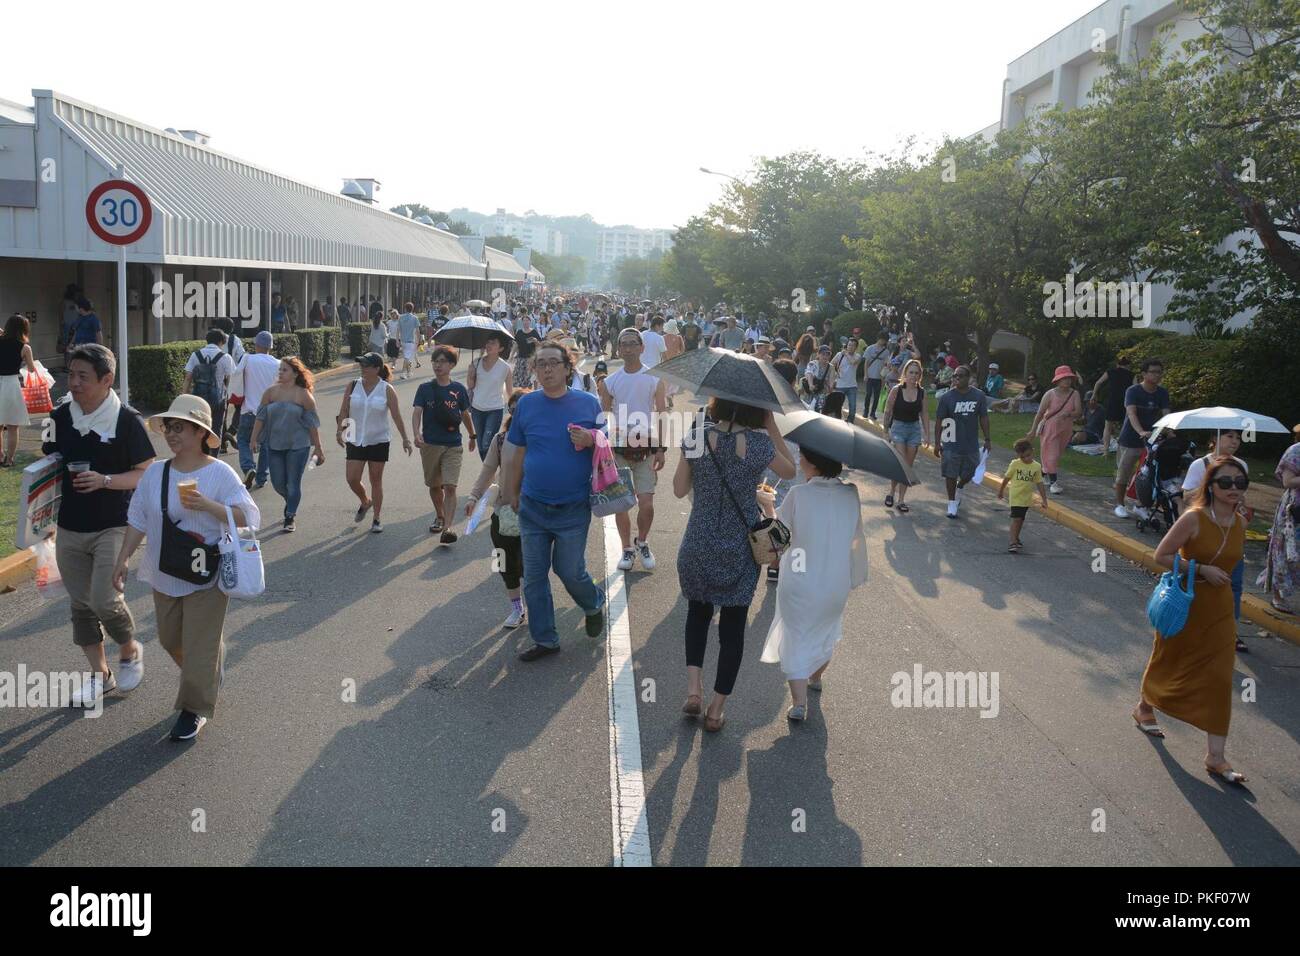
[148,394,221,450]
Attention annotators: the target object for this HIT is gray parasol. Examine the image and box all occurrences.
[648,347,803,413]
[775,409,919,485]
[433,316,514,359]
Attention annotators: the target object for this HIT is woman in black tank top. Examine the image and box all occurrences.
[882,358,929,511]
[1,314,41,466]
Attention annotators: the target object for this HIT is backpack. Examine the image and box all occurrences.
[683,324,701,348]
[191,350,223,407]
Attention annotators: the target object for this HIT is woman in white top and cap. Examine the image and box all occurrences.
[760,443,868,721]
[335,352,412,533]
[111,394,259,742]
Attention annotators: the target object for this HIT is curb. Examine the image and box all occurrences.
[0,548,36,589]
[857,417,1300,648]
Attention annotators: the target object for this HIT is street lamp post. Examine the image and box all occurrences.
[699,166,743,185]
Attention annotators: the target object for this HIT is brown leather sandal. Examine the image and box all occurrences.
[1132,709,1165,738]
[703,714,726,733]
[1205,762,1247,784]
[681,695,702,717]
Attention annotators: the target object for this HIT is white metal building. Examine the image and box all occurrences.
[0,89,531,361]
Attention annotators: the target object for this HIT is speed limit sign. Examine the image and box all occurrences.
[86,179,152,245]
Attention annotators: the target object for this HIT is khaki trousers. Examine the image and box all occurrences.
[152,586,229,719]
[55,527,136,648]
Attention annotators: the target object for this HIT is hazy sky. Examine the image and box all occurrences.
[3,0,1097,230]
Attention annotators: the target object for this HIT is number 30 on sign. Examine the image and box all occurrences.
[85,180,153,245]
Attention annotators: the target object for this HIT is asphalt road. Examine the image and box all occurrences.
[1,361,1297,866]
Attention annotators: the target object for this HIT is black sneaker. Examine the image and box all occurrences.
[440,530,458,544]
[243,469,256,490]
[283,516,296,533]
[169,710,207,741]
[518,643,560,662]
[585,609,605,638]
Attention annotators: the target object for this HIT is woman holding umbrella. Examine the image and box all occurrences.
[672,398,795,732]
[759,443,868,721]
[465,334,513,461]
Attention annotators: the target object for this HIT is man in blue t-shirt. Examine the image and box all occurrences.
[502,341,606,660]
[412,345,475,544]
[1113,357,1171,518]
[72,298,103,346]
[933,365,991,519]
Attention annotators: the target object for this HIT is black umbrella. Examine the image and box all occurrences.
[434,316,514,359]
[774,409,918,485]
[648,347,803,413]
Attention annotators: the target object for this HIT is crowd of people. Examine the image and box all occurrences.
[11,290,1300,776]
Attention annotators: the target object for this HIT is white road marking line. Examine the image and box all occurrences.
[602,513,652,867]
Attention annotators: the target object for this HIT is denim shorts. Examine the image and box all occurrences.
[889,420,923,447]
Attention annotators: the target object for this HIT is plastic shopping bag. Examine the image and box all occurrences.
[32,535,66,603]
[971,448,990,484]
[22,372,53,416]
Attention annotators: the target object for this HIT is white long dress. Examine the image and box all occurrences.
[760,477,868,679]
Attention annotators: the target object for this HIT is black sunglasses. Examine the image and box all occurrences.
[1211,475,1249,490]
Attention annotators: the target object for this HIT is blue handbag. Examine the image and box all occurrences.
[1147,553,1197,639]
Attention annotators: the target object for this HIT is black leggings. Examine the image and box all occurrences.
[685,601,748,696]
[490,513,523,590]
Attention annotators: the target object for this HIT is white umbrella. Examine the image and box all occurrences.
[1151,407,1289,439]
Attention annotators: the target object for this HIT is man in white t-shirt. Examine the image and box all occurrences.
[235,330,281,489]
[640,316,668,367]
[183,328,237,450]
[599,328,667,573]
[831,339,863,424]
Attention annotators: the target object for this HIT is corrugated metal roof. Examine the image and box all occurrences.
[484,245,526,282]
[46,91,485,278]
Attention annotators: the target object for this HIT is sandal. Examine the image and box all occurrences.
[884,494,894,508]
[1132,709,1165,738]
[896,502,909,513]
[1205,762,1247,785]
[703,713,726,733]
[681,695,702,717]
[430,517,445,534]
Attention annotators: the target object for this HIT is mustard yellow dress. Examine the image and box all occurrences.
[1141,509,1243,735]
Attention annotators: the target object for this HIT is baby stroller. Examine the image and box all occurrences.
[1132,432,1195,533]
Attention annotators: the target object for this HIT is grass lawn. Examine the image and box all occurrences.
[0,451,38,560]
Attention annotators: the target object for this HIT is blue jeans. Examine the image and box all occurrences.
[864,378,883,418]
[238,412,269,484]
[518,495,605,648]
[471,407,504,462]
[1231,558,1244,622]
[839,387,858,420]
[268,446,311,518]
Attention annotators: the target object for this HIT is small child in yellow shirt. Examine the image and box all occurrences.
[997,438,1049,553]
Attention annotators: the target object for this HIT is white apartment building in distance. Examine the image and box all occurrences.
[485,209,568,256]
[980,0,1253,331]
[597,227,673,266]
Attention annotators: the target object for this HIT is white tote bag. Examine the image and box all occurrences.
[218,505,265,598]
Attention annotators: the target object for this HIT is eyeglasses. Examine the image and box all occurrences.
[533,358,566,369]
[161,420,190,435]
[1211,475,1249,490]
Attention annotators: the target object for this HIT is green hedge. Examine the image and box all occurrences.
[346,323,371,359]
[127,340,206,412]
[270,333,300,360]
[294,328,339,370]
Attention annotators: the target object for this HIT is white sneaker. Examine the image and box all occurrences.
[635,538,656,570]
[116,645,144,692]
[70,671,115,708]
[503,606,526,629]
[1050,482,1064,495]
[617,547,635,571]
[1113,505,1129,519]
[947,500,959,519]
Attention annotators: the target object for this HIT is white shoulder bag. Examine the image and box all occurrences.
[218,505,265,598]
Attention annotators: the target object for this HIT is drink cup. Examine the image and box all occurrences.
[177,479,199,506]
[68,461,91,474]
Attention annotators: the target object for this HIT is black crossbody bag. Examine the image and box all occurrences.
[158,461,219,586]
